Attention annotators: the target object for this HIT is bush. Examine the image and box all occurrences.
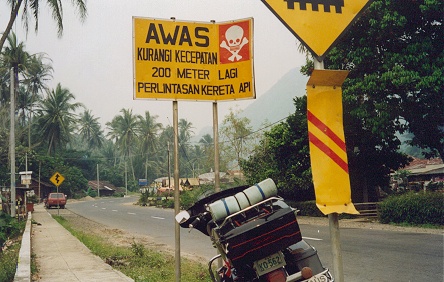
[379,192,444,225]
[288,200,324,217]
[137,191,151,206]
[0,212,23,248]
[179,185,215,210]
[0,213,25,282]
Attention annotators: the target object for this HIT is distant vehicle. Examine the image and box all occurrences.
[45,193,67,209]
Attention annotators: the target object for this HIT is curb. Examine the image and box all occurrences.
[14,211,32,282]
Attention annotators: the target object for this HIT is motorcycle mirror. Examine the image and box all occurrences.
[175,210,190,224]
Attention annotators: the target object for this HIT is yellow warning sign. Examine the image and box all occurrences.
[50,172,65,187]
[261,0,372,60]
[307,69,358,215]
[133,17,255,101]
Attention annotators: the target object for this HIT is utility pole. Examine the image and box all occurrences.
[10,68,16,218]
[125,162,128,196]
[97,164,100,197]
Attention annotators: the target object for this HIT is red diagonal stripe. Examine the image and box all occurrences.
[308,132,349,174]
[307,110,346,152]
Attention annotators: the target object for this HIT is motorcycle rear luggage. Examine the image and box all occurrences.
[217,202,302,266]
[284,240,325,275]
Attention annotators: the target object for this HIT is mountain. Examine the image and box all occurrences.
[195,68,308,139]
[239,68,308,130]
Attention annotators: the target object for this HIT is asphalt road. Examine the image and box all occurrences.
[67,196,443,281]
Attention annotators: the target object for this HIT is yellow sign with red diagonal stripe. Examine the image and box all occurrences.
[307,69,358,215]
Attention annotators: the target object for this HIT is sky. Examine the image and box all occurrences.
[0,0,306,134]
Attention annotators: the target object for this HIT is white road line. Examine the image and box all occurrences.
[302,236,323,241]
[112,210,118,212]
[151,216,165,220]
[128,212,136,215]
[101,208,106,210]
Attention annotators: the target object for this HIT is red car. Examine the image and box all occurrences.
[45,193,67,209]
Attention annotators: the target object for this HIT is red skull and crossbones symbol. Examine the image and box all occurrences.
[220,25,249,62]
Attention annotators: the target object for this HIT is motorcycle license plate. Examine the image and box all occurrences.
[254,252,286,276]
[305,273,329,282]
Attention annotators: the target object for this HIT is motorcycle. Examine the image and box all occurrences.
[176,178,334,282]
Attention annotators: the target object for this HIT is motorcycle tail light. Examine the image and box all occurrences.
[265,268,286,282]
[301,267,313,279]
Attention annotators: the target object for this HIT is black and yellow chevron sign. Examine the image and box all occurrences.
[261,0,372,60]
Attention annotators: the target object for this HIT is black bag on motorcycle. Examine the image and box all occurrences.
[216,203,302,266]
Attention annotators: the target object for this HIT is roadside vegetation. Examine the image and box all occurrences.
[291,191,444,228]
[53,215,209,282]
[379,192,444,226]
[140,185,444,230]
[0,213,26,282]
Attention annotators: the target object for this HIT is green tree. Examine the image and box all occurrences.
[78,110,104,151]
[241,96,314,201]
[298,0,442,201]
[326,0,443,160]
[106,108,140,182]
[220,108,253,169]
[199,133,214,172]
[178,119,194,177]
[34,83,83,155]
[1,33,30,101]
[23,53,53,99]
[0,0,87,51]
[23,53,53,148]
[137,111,162,181]
[157,125,174,177]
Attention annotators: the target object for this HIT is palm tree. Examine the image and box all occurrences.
[24,54,53,99]
[137,111,162,180]
[78,110,104,151]
[199,133,214,172]
[35,83,83,155]
[0,0,87,51]
[106,108,141,182]
[178,119,194,176]
[16,84,33,126]
[1,32,30,97]
[23,53,53,148]
[178,119,194,144]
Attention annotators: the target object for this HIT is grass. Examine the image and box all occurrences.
[0,240,20,282]
[53,215,210,282]
[0,213,26,282]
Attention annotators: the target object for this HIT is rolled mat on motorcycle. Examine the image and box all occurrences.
[176,178,334,282]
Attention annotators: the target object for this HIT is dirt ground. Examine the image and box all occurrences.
[46,207,176,257]
[47,199,443,258]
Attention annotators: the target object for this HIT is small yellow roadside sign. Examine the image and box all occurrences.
[50,172,65,187]
[133,17,255,101]
[261,0,372,60]
[307,70,358,215]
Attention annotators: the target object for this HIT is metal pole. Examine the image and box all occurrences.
[329,212,343,281]
[314,58,344,282]
[97,164,100,197]
[173,101,181,281]
[213,102,220,193]
[38,162,41,202]
[25,153,28,213]
[57,185,60,216]
[167,142,171,189]
[125,162,128,196]
[10,68,16,218]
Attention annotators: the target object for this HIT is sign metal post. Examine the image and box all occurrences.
[50,172,65,216]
